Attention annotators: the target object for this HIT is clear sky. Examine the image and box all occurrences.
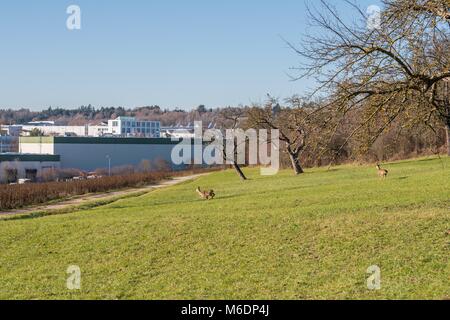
[0,0,380,111]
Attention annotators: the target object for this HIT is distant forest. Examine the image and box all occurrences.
[0,105,218,127]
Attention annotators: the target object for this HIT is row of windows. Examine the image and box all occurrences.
[112,121,160,128]
[121,128,160,134]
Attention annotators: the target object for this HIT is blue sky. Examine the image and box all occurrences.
[0,0,380,110]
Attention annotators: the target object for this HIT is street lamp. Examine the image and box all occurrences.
[106,155,111,176]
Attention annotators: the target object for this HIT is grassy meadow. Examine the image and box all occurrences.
[0,157,449,299]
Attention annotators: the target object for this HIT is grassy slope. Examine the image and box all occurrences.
[0,157,449,300]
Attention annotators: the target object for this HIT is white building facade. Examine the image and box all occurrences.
[108,117,161,138]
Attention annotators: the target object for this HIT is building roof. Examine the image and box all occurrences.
[0,153,60,162]
[113,117,160,123]
[19,136,196,145]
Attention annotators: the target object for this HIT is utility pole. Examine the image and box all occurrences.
[106,155,111,176]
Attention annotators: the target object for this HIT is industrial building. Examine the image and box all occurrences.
[161,126,196,139]
[0,153,60,183]
[0,120,198,183]
[108,117,161,137]
[1,125,22,137]
[0,136,19,153]
[1,123,108,137]
[1,117,161,138]
[19,136,194,172]
[160,123,216,139]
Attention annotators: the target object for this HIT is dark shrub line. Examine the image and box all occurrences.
[0,171,170,211]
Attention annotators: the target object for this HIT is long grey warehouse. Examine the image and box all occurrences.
[19,137,199,172]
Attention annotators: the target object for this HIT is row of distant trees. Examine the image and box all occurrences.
[0,105,216,127]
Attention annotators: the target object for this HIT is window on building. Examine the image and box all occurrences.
[132,122,136,127]
[5,168,18,183]
[25,169,38,182]
[112,121,118,127]
[146,122,150,127]
[136,122,140,127]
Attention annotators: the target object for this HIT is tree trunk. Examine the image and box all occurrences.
[289,153,304,175]
[232,161,247,180]
[446,121,450,156]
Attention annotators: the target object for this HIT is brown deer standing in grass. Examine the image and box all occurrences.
[376,164,388,178]
[196,187,216,200]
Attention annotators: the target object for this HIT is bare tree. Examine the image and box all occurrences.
[216,107,248,180]
[289,0,450,155]
[247,96,326,175]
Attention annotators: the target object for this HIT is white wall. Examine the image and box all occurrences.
[20,143,54,154]
[88,126,109,137]
[4,125,109,137]
[0,161,60,183]
[22,125,87,137]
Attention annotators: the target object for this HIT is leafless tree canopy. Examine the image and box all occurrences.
[215,107,249,180]
[290,0,450,155]
[247,96,330,174]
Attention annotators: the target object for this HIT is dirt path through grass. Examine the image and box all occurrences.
[0,173,208,217]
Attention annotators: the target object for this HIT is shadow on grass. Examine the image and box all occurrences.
[114,197,216,208]
[388,156,442,166]
[0,191,149,222]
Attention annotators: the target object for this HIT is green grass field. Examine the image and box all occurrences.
[0,157,449,300]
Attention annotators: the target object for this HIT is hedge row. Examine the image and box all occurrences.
[0,171,170,211]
